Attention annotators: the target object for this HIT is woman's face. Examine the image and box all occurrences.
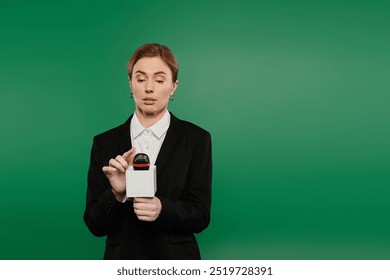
[130,56,178,117]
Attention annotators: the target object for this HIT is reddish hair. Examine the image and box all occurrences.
[127,43,179,82]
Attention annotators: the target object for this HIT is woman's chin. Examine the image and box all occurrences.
[138,106,164,117]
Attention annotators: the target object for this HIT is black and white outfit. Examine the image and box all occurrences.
[84,111,212,259]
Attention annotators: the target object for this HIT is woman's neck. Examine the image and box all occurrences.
[135,108,168,128]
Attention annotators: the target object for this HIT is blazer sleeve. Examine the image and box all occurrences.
[83,136,126,237]
[156,131,212,234]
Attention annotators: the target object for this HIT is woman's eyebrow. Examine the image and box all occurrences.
[134,70,167,76]
[135,70,146,75]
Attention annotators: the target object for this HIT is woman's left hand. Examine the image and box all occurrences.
[133,197,162,221]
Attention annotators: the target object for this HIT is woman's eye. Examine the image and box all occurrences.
[137,79,145,82]
[156,80,164,84]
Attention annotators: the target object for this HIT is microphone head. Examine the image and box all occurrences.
[133,153,150,170]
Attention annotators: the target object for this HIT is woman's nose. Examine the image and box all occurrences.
[145,81,154,93]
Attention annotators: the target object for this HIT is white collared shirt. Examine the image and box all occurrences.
[130,110,171,166]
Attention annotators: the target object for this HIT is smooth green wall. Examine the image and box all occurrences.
[0,0,389,259]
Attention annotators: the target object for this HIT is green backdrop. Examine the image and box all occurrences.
[0,0,389,259]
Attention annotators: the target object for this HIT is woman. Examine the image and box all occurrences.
[84,43,212,259]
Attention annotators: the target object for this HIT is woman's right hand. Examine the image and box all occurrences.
[102,148,136,201]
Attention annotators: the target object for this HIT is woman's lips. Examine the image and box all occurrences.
[143,98,156,104]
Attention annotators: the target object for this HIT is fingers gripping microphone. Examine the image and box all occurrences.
[133,153,150,170]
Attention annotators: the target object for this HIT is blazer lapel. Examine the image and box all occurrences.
[118,115,132,154]
[155,113,181,178]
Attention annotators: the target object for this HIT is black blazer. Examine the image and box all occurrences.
[84,113,212,259]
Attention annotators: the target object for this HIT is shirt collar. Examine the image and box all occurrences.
[130,113,145,139]
[131,110,171,139]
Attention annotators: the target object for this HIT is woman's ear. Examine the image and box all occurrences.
[172,80,179,93]
[129,77,133,92]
